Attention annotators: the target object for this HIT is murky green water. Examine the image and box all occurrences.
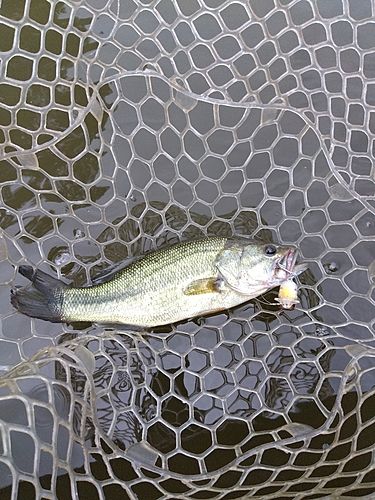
[1,1,375,498]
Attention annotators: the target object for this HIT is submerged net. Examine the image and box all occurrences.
[0,0,375,498]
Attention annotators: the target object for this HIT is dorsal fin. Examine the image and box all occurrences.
[90,257,136,285]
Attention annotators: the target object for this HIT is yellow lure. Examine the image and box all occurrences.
[275,279,299,310]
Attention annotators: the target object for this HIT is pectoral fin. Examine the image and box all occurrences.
[184,278,221,295]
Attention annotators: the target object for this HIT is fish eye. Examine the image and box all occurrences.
[264,244,277,256]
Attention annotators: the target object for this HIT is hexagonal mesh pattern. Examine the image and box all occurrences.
[0,0,375,498]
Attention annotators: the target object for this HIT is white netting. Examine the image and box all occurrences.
[0,0,375,498]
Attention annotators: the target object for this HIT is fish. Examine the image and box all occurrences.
[10,237,301,328]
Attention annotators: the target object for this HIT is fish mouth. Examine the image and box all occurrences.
[274,248,298,281]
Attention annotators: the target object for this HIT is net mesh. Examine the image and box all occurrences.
[0,0,375,498]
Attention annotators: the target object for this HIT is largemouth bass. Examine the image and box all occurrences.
[11,237,300,327]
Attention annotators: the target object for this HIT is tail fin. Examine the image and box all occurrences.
[10,265,67,323]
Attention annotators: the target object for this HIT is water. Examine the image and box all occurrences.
[1,0,375,498]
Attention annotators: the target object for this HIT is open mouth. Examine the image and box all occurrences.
[275,249,298,280]
[282,249,298,272]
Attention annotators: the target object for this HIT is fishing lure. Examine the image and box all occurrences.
[274,279,299,310]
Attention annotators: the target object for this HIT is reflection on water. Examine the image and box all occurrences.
[4,321,356,482]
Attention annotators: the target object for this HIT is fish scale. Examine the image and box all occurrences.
[62,237,227,325]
